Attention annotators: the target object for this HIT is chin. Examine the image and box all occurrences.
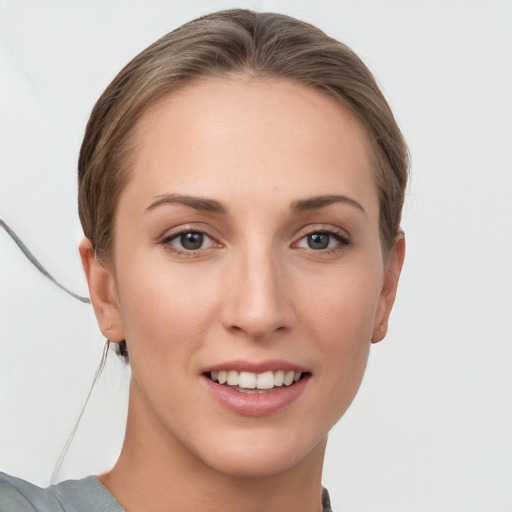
[196,429,327,479]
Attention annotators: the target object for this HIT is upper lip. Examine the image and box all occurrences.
[203,359,309,374]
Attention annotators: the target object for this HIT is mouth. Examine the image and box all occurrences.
[202,360,311,416]
[205,369,308,394]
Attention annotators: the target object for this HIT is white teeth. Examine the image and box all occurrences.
[227,370,239,386]
[256,371,275,390]
[239,371,257,389]
[274,370,285,386]
[283,370,294,386]
[209,369,304,390]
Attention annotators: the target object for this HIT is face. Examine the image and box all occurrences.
[83,78,404,479]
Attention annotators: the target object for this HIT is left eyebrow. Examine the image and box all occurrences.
[290,195,366,215]
[146,194,227,214]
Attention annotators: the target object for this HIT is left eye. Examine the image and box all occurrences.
[296,232,345,250]
[165,231,215,251]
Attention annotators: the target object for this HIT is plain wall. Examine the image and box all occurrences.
[1,1,511,511]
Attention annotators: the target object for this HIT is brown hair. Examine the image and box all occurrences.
[78,9,409,357]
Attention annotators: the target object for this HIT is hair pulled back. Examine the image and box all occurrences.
[79,9,409,360]
[79,10,409,363]
[79,8,408,267]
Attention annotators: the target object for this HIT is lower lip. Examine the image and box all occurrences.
[202,375,310,417]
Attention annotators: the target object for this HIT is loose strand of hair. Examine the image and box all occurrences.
[50,339,111,484]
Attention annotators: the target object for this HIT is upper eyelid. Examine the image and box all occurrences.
[158,224,219,242]
[164,230,213,241]
[295,224,351,240]
[161,231,219,251]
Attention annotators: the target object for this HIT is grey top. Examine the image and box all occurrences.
[0,472,333,511]
[0,473,123,512]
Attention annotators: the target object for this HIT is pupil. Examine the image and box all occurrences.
[181,232,203,250]
[308,233,329,250]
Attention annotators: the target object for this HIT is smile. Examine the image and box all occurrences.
[209,370,303,393]
[203,365,310,416]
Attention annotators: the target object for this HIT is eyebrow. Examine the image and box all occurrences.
[146,194,227,214]
[291,195,366,215]
[146,193,365,216]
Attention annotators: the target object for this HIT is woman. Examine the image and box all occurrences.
[0,9,407,511]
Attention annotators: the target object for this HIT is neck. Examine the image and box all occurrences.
[99,380,326,512]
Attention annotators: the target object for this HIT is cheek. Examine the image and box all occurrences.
[295,262,382,406]
[115,256,221,358]
[298,262,382,346]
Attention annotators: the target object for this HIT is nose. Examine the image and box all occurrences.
[220,244,295,341]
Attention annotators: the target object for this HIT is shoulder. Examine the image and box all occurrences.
[0,472,124,512]
[0,472,61,511]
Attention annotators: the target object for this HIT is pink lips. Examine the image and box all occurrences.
[201,360,310,417]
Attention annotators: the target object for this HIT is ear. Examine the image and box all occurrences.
[79,238,125,343]
[371,233,406,343]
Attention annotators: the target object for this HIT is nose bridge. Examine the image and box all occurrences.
[222,238,290,339]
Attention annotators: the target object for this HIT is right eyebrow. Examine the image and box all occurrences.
[145,194,227,214]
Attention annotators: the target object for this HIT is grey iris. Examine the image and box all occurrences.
[181,232,204,250]
[308,233,329,250]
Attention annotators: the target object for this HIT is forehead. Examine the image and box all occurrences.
[123,77,378,216]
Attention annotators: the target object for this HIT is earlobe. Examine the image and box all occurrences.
[371,233,406,343]
[79,238,125,342]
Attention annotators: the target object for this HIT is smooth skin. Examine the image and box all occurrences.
[80,77,405,512]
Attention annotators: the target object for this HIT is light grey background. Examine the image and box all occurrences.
[1,1,511,511]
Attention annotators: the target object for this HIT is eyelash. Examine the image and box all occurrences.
[293,226,352,254]
[160,228,219,257]
[159,225,352,256]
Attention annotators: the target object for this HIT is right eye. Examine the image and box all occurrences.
[162,231,217,254]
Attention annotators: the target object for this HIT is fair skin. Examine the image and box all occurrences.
[80,77,405,512]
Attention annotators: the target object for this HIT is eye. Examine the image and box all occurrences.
[295,229,351,251]
[178,232,206,250]
[162,230,216,253]
[305,233,332,250]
